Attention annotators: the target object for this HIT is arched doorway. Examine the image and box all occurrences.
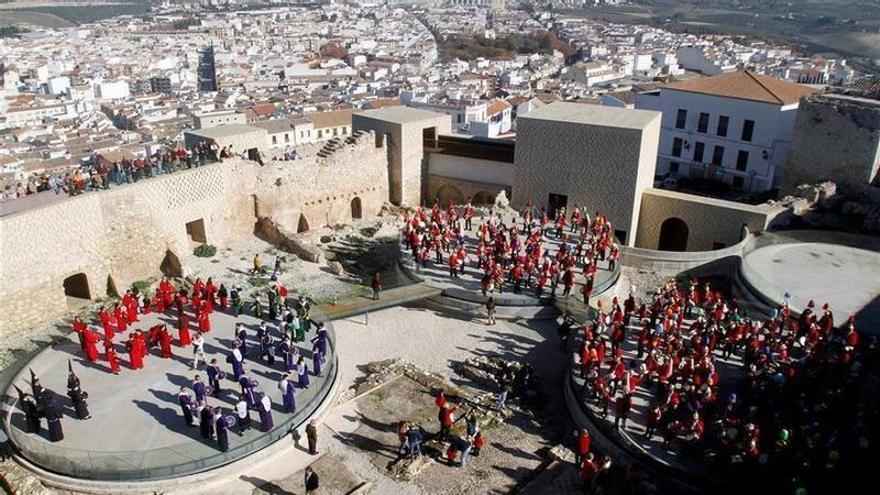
[106,275,120,298]
[160,250,183,277]
[657,217,689,252]
[472,191,494,206]
[435,184,464,205]
[351,197,362,220]
[297,213,310,233]
[63,273,91,300]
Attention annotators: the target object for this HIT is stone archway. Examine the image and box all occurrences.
[472,191,494,206]
[436,184,464,205]
[106,275,120,298]
[657,217,689,252]
[63,273,91,300]
[351,197,363,220]
[160,250,183,277]
[297,213,310,233]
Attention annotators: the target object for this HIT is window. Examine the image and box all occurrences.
[717,115,729,137]
[284,133,290,143]
[272,135,277,145]
[342,126,348,134]
[675,109,687,129]
[736,150,749,171]
[698,112,709,133]
[712,145,724,166]
[741,120,755,142]
[318,130,323,138]
[732,176,745,189]
[672,137,683,157]
[669,161,680,173]
[693,142,705,163]
[333,128,338,136]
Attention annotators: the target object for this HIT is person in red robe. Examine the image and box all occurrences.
[178,314,192,346]
[104,339,120,374]
[72,316,88,354]
[99,307,114,340]
[82,328,100,362]
[114,304,128,334]
[197,310,211,333]
[126,333,143,370]
[141,295,152,315]
[126,299,139,323]
[158,326,173,359]
[148,324,163,349]
[156,293,166,313]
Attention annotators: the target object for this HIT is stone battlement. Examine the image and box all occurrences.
[0,133,389,336]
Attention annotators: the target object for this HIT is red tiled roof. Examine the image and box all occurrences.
[666,70,817,105]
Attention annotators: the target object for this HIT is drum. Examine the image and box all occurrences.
[204,386,213,396]
[251,379,260,388]
[81,391,89,400]
[217,371,227,381]
[223,415,237,428]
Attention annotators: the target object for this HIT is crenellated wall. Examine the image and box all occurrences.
[0,131,388,335]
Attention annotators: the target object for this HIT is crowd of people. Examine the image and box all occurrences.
[568,277,878,493]
[18,272,331,455]
[401,199,620,302]
[0,141,242,203]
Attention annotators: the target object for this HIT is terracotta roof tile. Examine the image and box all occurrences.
[666,70,817,105]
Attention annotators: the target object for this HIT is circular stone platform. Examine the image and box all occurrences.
[742,241,880,334]
[2,304,337,481]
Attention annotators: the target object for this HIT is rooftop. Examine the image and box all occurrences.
[665,70,817,105]
[519,101,660,130]
[188,123,264,138]
[354,106,449,125]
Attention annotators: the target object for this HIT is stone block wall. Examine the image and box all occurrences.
[0,132,387,336]
[635,188,785,251]
[513,114,660,246]
[783,94,880,193]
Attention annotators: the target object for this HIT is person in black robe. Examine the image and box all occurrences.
[215,407,230,452]
[45,396,64,442]
[258,394,274,432]
[30,369,47,414]
[199,402,215,440]
[178,387,195,427]
[15,386,42,434]
[67,370,91,420]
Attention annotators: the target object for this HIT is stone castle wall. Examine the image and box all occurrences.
[635,188,785,251]
[783,94,880,193]
[0,132,387,335]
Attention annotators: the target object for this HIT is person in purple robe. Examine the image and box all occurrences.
[227,341,244,380]
[192,375,207,403]
[239,368,257,409]
[312,344,325,377]
[215,407,231,452]
[278,336,295,372]
[236,324,249,356]
[178,387,195,427]
[296,356,310,389]
[310,322,328,356]
[259,331,275,365]
[258,394,274,432]
[278,374,296,413]
[206,359,222,397]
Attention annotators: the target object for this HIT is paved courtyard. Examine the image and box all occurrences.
[5,303,334,477]
[742,242,880,333]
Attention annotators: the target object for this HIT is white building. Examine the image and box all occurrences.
[47,76,71,95]
[636,71,816,192]
[95,81,131,100]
